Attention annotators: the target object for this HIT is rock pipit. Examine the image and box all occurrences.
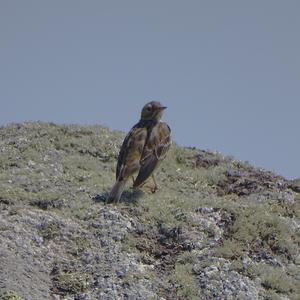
[108,101,171,202]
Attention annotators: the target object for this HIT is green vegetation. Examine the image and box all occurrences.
[39,222,61,240]
[0,291,23,300]
[52,270,91,294]
[215,206,299,260]
[68,236,91,256]
[169,263,199,299]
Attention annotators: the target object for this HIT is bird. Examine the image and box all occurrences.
[108,101,171,202]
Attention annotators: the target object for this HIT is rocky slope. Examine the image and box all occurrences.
[0,122,299,300]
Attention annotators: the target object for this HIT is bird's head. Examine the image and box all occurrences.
[140,101,167,122]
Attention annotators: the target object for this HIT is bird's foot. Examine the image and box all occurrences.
[150,185,158,193]
[142,183,158,194]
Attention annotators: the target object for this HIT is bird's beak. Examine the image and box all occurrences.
[159,106,167,110]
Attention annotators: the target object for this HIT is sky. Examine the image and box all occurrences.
[0,1,299,179]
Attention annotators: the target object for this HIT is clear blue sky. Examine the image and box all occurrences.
[1,1,299,179]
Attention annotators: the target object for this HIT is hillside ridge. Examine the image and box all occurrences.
[0,122,299,300]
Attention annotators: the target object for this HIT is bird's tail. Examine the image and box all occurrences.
[108,180,126,202]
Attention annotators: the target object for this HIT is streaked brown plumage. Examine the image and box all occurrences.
[108,101,171,202]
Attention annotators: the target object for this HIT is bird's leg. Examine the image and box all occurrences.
[131,176,142,193]
[133,176,158,193]
[141,175,158,193]
[150,175,158,193]
[132,176,146,189]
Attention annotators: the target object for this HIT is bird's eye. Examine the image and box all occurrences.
[146,106,152,111]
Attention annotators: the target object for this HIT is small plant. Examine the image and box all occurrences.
[168,262,199,299]
[121,233,138,253]
[0,291,23,300]
[68,236,91,256]
[215,239,245,260]
[52,271,91,294]
[39,222,60,240]
[176,251,197,265]
[259,265,296,294]
[229,207,298,259]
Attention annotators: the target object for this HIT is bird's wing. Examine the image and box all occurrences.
[133,122,171,187]
[116,124,148,181]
